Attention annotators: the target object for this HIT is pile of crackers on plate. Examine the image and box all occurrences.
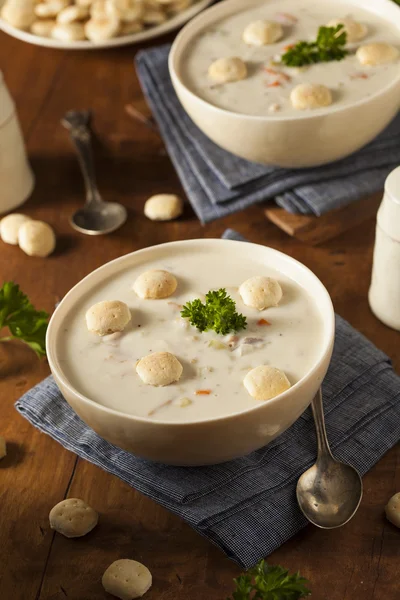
[1,0,196,43]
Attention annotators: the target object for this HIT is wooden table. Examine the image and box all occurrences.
[1,30,399,600]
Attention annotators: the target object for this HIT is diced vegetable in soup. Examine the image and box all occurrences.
[58,249,324,422]
[181,0,400,116]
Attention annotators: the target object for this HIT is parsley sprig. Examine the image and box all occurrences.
[282,24,348,67]
[181,288,246,335]
[227,560,311,600]
[0,282,49,357]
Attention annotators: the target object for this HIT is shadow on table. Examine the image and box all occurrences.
[0,341,40,381]
[0,442,26,469]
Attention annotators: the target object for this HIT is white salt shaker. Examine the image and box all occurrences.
[0,72,34,215]
[369,166,400,331]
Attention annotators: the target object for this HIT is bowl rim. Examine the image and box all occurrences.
[169,0,400,123]
[46,238,335,426]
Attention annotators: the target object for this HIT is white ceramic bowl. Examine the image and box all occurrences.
[169,0,400,168]
[46,239,335,466]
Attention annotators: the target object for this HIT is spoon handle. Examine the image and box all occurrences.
[311,388,333,459]
[61,110,102,206]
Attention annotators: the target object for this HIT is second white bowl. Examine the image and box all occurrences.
[169,0,400,168]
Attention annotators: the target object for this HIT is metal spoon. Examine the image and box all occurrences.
[62,110,127,235]
[296,388,363,529]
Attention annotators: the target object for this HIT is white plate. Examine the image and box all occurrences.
[0,0,213,50]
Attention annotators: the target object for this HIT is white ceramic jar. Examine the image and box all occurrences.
[0,72,34,215]
[369,166,400,331]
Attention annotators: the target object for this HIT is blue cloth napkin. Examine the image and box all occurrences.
[135,45,400,223]
[15,230,400,568]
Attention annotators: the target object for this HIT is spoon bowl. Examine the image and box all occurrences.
[296,388,363,529]
[71,203,127,236]
[297,457,363,529]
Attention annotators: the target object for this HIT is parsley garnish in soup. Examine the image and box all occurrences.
[181,288,247,335]
[281,24,348,67]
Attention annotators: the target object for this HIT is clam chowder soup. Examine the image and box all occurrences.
[181,0,400,116]
[59,248,324,422]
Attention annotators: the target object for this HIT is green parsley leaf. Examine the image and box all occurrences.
[227,560,311,600]
[181,288,246,335]
[0,282,49,357]
[229,574,253,600]
[282,24,348,67]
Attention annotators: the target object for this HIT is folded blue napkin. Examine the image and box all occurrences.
[135,45,400,223]
[15,230,400,568]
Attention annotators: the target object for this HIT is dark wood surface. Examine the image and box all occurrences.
[0,29,399,600]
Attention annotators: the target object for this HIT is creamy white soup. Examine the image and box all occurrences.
[58,247,324,422]
[181,0,400,116]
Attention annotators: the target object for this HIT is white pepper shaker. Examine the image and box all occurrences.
[0,72,34,215]
[369,166,400,331]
